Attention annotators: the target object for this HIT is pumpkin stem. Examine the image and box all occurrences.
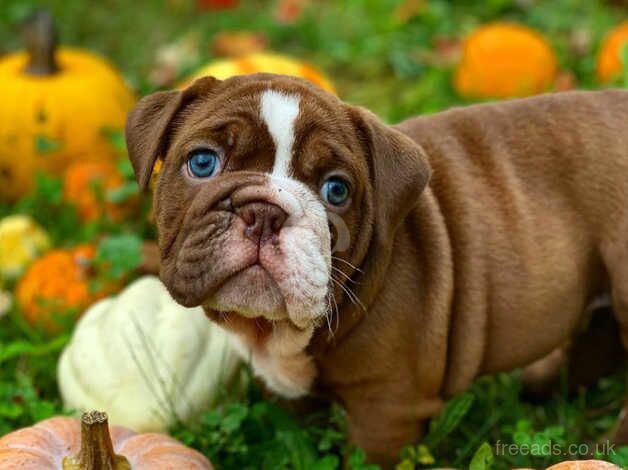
[20,10,60,76]
[62,411,131,470]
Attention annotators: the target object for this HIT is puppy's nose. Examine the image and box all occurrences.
[237,202,288,243]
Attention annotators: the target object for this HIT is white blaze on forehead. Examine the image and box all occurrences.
[260,90,301,178]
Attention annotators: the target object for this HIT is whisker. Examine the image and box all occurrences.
[331,276,366,311]
[331,256,364,273]
[324,294,334,339]
[331,265,359,284]
[330,290,340,333]
[325,288,341,337]
[330,273,356,303]
[342,281,365,310]
[222,312,234,328]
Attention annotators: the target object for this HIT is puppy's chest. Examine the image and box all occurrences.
[228,323,317,399]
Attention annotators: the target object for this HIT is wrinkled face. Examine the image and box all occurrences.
[150,76,371,331]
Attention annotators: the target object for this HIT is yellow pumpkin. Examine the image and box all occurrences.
[181,52,336,94]
[0,214,51,280]
[0,11,135,201]
[454,23,558,99]
[597,22,628,84]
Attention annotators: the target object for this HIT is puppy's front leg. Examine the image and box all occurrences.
[343,391,443,468]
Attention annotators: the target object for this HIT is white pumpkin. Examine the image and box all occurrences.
[58,275,242,432]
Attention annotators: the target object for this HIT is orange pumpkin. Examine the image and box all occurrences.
[547,461,619,470]
[515,460,619,470]
[0,410,212,469]
[454,23,558,99]
[63,161,131,222]
[15,244,114,332]
[597,22,628,83]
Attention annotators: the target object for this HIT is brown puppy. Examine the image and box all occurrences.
[125,73,628,466]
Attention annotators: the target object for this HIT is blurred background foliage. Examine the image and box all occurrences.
[0,0,625,121]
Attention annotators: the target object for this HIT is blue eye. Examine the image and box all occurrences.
[320,177,350,206]
[187,149,220,178]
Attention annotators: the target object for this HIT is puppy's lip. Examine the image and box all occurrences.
[207,309,313,336]
[202,264,316,331]
[203,262,288,318]
[215,262,273,297]
[207,310,275,348]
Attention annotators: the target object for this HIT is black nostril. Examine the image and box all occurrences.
[271,215,283,233]
[242,208,256,227]
[264,205,287,234]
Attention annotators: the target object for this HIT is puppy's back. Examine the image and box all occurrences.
[395,90,628,229]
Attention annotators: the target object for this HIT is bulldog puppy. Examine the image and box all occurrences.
[125,74,628,466]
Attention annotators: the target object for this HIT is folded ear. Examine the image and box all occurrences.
[347,105,432,245]
[125,76,221,190]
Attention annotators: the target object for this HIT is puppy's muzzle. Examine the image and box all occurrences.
[160,173,295,308]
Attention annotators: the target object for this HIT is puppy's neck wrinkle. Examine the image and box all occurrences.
[417,182,487,396]
[312,188,456,403]
[310,190,448,356]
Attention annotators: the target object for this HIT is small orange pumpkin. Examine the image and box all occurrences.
[63,161,131,222]
[15,244,114,332]
[597,22,628,84]
[0,410,212,469]
[515,460,619,470]
[454,23,558,99]
[547,460,619,470]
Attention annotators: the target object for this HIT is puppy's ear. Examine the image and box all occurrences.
[347,105,432,243]
[125,76,220,190]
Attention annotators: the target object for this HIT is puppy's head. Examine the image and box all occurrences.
[126,73,430,334]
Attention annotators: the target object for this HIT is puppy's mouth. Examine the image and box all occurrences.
[204,262,288,322]
[205,309,276,350]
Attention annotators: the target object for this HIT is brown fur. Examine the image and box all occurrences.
[126,74,628,467]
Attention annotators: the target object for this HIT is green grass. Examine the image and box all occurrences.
[2,0,628,468]
[2,298,627,469]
